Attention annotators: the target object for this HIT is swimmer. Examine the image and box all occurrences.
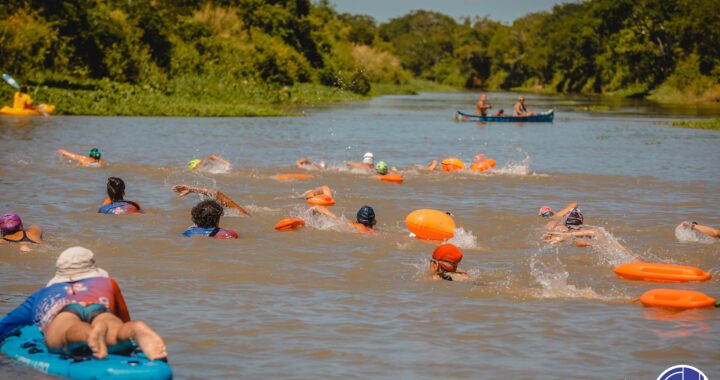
[172,184,251,216]
[411,160,438,171]
[540,206,633,254]
[187,154,231,173]
[0,212,42,252]
[538,202,579,232]
[57,148,105,167]
[310,205,377,233]
[302,185,333,200]
[296,157,327,170]
[0,247,167,360]
[98,177,141,215]
[346,152,374,170]
[678,221,720,239]
[182,200,239,238]
[429,244,469,281]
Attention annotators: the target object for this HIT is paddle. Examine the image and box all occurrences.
[2,73,20,89]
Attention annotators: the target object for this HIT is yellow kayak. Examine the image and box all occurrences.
[0,104,55,116]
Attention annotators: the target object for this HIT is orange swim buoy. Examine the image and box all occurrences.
[380,173,404,184]
[636,289,716,309]
[405,209,456,240]
[275,218,305,231]
[469,159,496,172]
[307,194,335,206]
[614,262,711,283]
[273,173,316,181]
[441,158,466,172]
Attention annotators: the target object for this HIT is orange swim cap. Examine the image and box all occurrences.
[432,244,463,272]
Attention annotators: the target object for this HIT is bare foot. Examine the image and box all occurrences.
[88,323,108,359]
[132,322,167,361]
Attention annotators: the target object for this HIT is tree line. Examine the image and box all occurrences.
[1,0,718,101]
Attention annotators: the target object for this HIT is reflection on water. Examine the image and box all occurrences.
[0,92,718,379]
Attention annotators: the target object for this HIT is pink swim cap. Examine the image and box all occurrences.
[539,206,555,218]
[0,213,23,235]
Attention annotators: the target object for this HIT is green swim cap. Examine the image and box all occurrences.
[376,161,388,175]
[187,159,201,169]
[88,148,101,160]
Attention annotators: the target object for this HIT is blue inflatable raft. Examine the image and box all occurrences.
[0,325,172,379]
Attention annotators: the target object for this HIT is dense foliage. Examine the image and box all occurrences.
[0,0,718,111]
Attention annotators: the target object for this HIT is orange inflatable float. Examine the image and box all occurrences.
[274,218,305,231]
[614,262,711,283]
[273,173,316,181]
[469,159,496,172]
[307,194,335,206]
[441,158,466,172]
[380,173,404,184]
[635,289,716,309]
[405,209,456,240]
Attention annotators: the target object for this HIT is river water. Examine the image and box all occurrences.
[0,92,718,379]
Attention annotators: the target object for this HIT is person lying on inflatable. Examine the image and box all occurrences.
[186,154,231,173]
[0,247,167,360]
[310,205,377,233]
[429,244,469,282]
[183,200,238,238]
[0,212,42,252]
[172,184,251,216]
[98,177,141,215]
[57,148,105,167]
[346,152,375,171]
[678,221,720,239]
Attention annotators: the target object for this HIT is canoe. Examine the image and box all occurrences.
[0,104,55,116]
[0,325,172,379]
[455,109,553,122]
[614,262,711,283]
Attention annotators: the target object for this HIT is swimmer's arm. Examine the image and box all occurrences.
[426,160,438,171]
[693,223,720,238]
[207,155,230,166]
[310,206,337,219]
[172,185,250,216]
[215,191,251,216]
[303,185,332,199]
[551,202,579,220]
[57,149,87,163]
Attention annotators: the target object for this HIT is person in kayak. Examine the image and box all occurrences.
[57,148,105,167]
[0,212,42,252]
[475,94,492,116]
[296,157,327,170]
[98,177,141,215]
[182,200,239,238]
[347,152,374,170]
[13,85,33,110]
[310,205,377,233]
[429,244,469,281]
[0,246,167,360]
[514,96,535,116]
[187,154,231,173]
[678,221,720,239]
[172,184,251,216]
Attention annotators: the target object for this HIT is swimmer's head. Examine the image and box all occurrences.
[563,208,584,227]
[187,159,202,170]
[88,148,101,160]
[539,206,555,218]
[375,161,388,175]
[191,200,224,228]
[356,205,376,228]
[431,244,463,273]
[362,152,374,165]
[0,213,23,235]
[106,177,126,202]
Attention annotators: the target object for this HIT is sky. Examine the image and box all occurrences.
[328,0,573,24]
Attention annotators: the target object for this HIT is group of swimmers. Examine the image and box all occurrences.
[1,146,718,362]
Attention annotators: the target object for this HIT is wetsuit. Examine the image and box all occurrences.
[183,226,238,239]
[0,277,130,338]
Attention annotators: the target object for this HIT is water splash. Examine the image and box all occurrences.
[589,226,639,266]
[446,228,478,249]
[295,207,356,232]
[493,151,531,176]
[675,223,715,244]
[530,251,608,299]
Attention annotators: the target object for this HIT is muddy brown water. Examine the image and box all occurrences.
[1,92,718,379]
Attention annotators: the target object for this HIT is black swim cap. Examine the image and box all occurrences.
[564,208,584,227]
[357,206,376,227]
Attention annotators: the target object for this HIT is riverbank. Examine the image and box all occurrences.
[671,119,720,131]
[1,76,454,117]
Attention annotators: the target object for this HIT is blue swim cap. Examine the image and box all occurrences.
[357,205,376,227]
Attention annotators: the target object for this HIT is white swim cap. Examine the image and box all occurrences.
[363,152,374,164]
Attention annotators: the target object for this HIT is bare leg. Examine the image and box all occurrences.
[115,321,167,360]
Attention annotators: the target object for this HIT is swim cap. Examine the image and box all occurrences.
[375,161,388,175]
[88,148,101,160]
[539,206,555,218]
[356,205,376,227]
[564,208,584,227]
[432,244,463,272]
[0,213,23,235]
[187,159,202,169]
[362,152,374,165]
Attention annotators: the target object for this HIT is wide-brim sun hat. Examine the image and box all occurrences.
[47,246,109,287]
